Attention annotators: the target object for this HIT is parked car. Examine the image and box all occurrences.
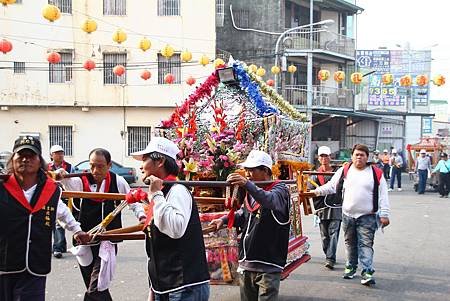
[0,151,12,174]
[74,160,137,184]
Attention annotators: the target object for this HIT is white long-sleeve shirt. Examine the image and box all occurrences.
[314,164,390,219]
[61,175,146,220]
[24,184,82,233]
[151,184,192,239]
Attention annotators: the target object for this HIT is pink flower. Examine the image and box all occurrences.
[219,155,229,161]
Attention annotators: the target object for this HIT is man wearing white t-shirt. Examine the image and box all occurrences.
[312,144,390,286]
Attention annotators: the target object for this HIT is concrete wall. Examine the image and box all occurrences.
[0,106,172,171]
[0,0,215,107]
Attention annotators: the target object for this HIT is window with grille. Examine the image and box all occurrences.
[158,0,180,16]
[49,51,72,83]
[48,0,72,14]
[49,126,73,156]
[103,53,127,85]
[216,0,224,27]
[14,62,25,74]
[127,126,152,156]
[158,54,181,84]
[234,9,249,28]
[103,0,126,15]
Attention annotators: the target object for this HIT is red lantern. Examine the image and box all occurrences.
[83,59,96,71]
[186,76,196,86]
[113,65,125,76]
[140,70,151,80]
[47,52,61,64]
[266,79,275,86]
[0,39,13,54]
[164,73,175,84]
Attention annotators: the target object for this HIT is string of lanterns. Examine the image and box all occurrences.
[1,3,447,88]
[314,69,445,87]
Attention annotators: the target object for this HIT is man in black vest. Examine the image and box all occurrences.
[0,136,90,301]
[312,146,341,270]
[312,144,390,286]
[58,148,146,301]
[132,137,210,301]
[48,144,75,259]
[210,150,290,301]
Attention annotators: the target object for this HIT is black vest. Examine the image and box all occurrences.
[335,163,381,212]
[239,184,290,269]
[0,173,60,275]
[145,184,209,294]
[78,172,122,233]
[313,167,338,210]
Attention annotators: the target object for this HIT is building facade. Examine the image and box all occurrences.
[0,0,215,169]
[216,0,368,157]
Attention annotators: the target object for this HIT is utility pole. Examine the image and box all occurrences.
[306,0,314,162]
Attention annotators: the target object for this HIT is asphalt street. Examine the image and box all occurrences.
[46,176,450,300]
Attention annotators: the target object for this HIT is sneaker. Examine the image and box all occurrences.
[388,188,393,192]
[343,266,357,279]
[397,188,402,192]
[361,270,376,285]
[53,251,62,259]
[324,261,335,270]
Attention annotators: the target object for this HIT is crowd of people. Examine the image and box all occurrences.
[10,134,450,300]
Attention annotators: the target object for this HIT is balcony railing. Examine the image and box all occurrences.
[285,85,354,110]
[284,29,355,58]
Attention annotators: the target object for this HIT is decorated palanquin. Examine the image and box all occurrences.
[154,61,313,284]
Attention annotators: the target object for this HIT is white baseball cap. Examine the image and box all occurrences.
[383,149,388,153]
[50,144,64,154]
[392,148,397,153]
[420,149,427,154]
[70,245,93,267]
[318,146,331,156]
[131,137,180,161]
[238,150,273,169]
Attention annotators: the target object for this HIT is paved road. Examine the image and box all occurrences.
[47,177,450,300]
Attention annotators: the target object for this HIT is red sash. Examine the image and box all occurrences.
[317,165,333,186]
[48,161,67,172]
[81,172,111,202]
[244,180,280,213]
[4,175,57,214]
[144,175,177,227]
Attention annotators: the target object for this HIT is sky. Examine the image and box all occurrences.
[356,0,450,101]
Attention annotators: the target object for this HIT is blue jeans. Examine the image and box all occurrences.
[52,222,67,253]
[417,169,428,193]
[154,283,210,301]
[319,219,341,263]
[342,214,378,272]
[390,167,402,189]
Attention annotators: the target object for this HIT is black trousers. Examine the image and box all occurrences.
[438,172,450,196]
[0,271,46,301]
[79,245,117,301]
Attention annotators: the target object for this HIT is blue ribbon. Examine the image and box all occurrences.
[233,63,278,116]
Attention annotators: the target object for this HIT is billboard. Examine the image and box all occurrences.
[356,50,431,108]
